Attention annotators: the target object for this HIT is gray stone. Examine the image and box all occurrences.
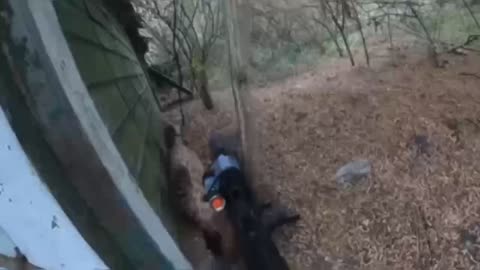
[335,160,372,188]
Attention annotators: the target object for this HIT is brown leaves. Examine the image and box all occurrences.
[170,52,480,269]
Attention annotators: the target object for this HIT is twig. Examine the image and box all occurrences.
[148,67,193,96]
[461,47,480,53]
[407,3,435,46]
[368,0,423,6]
[448,35,480,52]
[160,95,195,112]
[462,0,480,29]
[464,248,480,265]
[324,0,355,66]
[417,206,436,268]
[459,72,480,79]
[465,35,480,46]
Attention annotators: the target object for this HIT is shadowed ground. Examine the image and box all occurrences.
[168,44,480,270]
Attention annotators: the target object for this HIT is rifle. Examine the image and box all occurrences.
[203,151,300,270]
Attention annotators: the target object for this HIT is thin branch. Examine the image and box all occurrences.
[463,0,480,29]
[387,13,393,48]
[214,0,222,34]
[146,0,194,62]
[407,4,435,46]
[459,72,480,79]
[312,16,344,57]
[407,3,442,67]
[368,0,422,6]
[175,27,195,59]
[447,35,480,53]
[179,1,201,48]
[149,67,193,96]
[351,0,370,66]
[324,0,355,66]
[160,95,195,112]
[201,1,214,47]
[372,12,415,19]
[172,0,185,127]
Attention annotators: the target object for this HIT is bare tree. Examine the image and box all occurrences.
[310,9,345,57]
[406,2,441,67]
[322,0,355,66]
[250,4,305,59]
[350,0,370,66]
[135,0,223,110]
[178,0,223,109]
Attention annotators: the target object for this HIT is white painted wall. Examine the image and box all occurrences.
[0,227,16,258]
[0,106,109,270]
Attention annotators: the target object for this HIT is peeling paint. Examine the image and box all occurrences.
[51,215,59,230]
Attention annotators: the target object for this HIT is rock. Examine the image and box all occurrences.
[461,224,480,262]
[326,72,337,81]
[335,160,371,188]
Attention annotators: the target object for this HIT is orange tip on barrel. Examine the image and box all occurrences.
[209,195,226,212]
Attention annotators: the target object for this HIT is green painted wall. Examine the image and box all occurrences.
[0,1,134,268]
[53,0,177,236]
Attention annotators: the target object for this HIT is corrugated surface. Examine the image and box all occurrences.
[53,0,173,229]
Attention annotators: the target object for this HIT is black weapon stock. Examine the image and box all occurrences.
[217,168,299,270]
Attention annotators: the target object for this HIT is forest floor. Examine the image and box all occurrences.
[166,42,480,270]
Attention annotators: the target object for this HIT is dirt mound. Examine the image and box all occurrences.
[168,50,480,269]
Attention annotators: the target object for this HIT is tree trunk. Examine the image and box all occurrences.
[314,18,344,57]
[225,0,251,167]
[408,4,440,67]
[197,57,214,110]
[334,20,355,66]
[351,2,369,66]
[324,1,355,66]
[330,31,344,58]
[463,0,480,29]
